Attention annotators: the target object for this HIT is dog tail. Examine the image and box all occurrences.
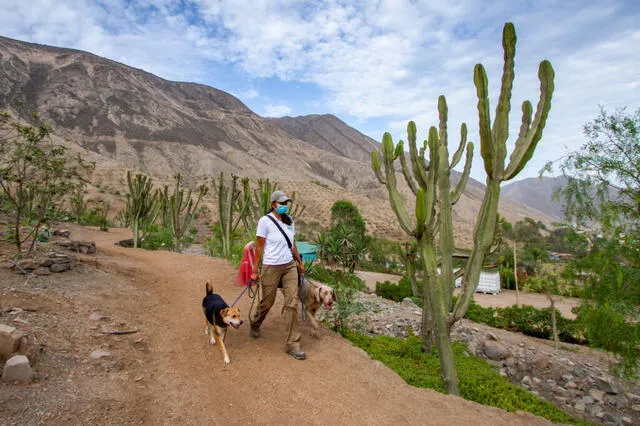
[205,280,213,295]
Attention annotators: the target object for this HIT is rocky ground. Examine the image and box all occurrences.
[344,292,640,426]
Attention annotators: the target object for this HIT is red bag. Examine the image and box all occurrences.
[236,241,257,286]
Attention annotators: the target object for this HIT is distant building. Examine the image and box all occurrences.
[550,252,573,261]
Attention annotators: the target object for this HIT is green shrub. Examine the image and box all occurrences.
[140,225,175,251]
[311,179,329,189]
[464,301,586,345]
[375,276,414,302]
[306,265,367,291]
[344,331,587,425]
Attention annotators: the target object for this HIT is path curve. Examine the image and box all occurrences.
[75,226,551,425]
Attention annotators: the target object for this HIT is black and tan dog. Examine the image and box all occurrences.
[202,280,243,365]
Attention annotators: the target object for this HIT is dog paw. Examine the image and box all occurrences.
[210,337,216,345]
[204,328,208,335]
[224,357,230,365]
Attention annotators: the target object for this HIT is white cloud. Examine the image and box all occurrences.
[263,103,292,117]
[1,0,639,182]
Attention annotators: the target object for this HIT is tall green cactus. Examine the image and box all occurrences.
[124,171,159,248]
[371,22,554,395]
[213,172,250,260]
[166,174,208,252]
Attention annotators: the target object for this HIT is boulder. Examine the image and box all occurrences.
[400,298,419,309]
[90,350,112,360]
[574,401,586,413]
[521,376,532,387]
[597,376,619,394]
[50,262,69,273]
[482,341,511,361]
[0,324,21,360]
[1,355,32,382]
[589,388,605,403]
[53,229,71,238]
[33,267,51,276]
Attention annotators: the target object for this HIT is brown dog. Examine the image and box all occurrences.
[202,280,243,364]
[300,279,336,337]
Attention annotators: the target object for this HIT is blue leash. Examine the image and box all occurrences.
[231,279,254,307]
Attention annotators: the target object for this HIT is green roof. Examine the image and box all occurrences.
[295,241,318,254]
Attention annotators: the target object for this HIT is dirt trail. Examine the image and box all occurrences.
[9,226,553,425]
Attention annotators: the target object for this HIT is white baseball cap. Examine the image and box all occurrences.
[270,190,291,203]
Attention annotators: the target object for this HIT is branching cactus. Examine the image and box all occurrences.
[167,173,208,252]
[213,172,250,260]
[124,171,159,248]
[371,22,554,395]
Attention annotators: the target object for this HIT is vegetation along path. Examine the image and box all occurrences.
[1,225,554,425]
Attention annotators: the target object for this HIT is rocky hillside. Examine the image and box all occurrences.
[269,114,379,162]
[502,176,568,222]
[0,35,553,245]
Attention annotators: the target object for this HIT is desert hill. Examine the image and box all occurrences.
[502,176,568,222]
[0,35,553,246]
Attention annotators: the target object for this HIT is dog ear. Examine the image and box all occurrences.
[220,308,229,317]
[314,287,320,303]
[332,289,337,302]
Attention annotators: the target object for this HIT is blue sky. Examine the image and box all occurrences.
[1,0,638,182]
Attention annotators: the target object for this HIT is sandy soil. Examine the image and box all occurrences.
[0,226,554,425]
[356,271,581,319]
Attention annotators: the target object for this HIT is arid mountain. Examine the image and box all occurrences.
[0,35,553,246]
[268,114,379,162]
[502,176,568,222]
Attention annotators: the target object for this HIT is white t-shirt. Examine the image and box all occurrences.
[256,213,295,265]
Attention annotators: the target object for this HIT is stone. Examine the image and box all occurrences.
[622,416,632,424]
[597,377,619,394]
[565,381,577,389]
[33,267,50,276]
[571,365,587,378]
[589,388,605,402]
[631,404,640,412]
[561,374,574,382]
[1,355,32,382]
[0,324,21,360]
[627,393,640,401]
[483,341,511,361]
[400,298,418,308]
[17,260,40,270]
[521,376,532,387]
[533,357,551,371]
[601,413,622,426]
[532,377,542,386]
[50,262,69,273]
[53,229,71,237]
[89,312,104,321]
[486,332,498,341]
[587,403,602,415]
[574,402,586,412]
[90,350,112,360]
[582,395,594,404]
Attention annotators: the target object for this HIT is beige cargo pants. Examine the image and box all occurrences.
[250,260,301,351]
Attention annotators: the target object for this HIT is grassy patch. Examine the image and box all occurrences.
[344,330,589,425]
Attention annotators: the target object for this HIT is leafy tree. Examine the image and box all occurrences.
[546,107,640,377]
[0,111,93,253]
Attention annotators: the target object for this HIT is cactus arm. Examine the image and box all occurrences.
[436,96,455,308]
[379,132,415,235]
[408,121,429,188]
[452,179,501,323]
[371,151,387,185]
[503,60,555,180]
[450,123,467,170]
[491,22,516,168]
[397,141,418,195]
[451,142,474,205]
[425,127,439,223]
[474,64,495,179]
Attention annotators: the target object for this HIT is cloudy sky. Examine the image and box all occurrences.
[1,0,638,182]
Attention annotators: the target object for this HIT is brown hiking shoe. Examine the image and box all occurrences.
[286,348,306,360]
[250,324,260,338]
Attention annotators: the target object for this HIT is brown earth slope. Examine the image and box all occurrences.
[0,225,551,425]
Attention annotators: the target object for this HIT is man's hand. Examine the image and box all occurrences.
[251,271,260,282]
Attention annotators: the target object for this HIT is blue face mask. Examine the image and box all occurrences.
[276,205,289,215]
